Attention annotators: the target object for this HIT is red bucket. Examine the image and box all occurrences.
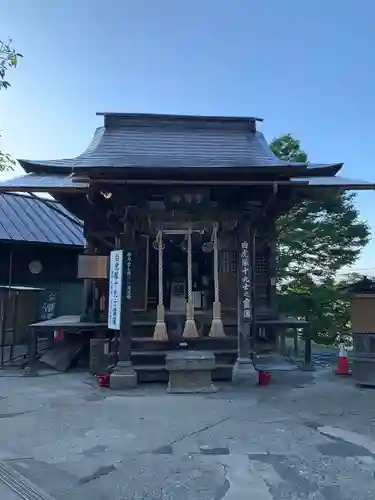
[258,371,272,386]
[53,328,64,342]
[96,372,110,388]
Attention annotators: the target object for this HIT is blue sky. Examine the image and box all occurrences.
[1,0,375,274]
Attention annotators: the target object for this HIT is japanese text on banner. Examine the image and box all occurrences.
[125,251,132,300]
[108,250,123,330]
[240,241,252,321]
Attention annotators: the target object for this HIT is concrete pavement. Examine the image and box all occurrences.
[0,367,374,499]
[0,480,27,500]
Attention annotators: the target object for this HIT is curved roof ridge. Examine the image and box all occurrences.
[79,126,105,155]
[96,111,264,122]
[17,112,343,177]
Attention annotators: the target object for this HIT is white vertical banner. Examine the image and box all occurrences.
[108,249,124,330]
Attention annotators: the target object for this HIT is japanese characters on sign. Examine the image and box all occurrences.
[108,250,123,330]
[40,292,57,321]
[125,251,132,300]
[240,241,252,322]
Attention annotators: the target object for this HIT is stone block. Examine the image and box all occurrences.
[109,361,137,389]
[166,350,217,394]
[232,357,257,386]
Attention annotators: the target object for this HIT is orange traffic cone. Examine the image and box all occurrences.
[335,343,350,375]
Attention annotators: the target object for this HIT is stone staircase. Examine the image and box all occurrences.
[130,319,238,382]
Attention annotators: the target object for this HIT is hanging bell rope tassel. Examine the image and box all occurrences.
[153,230,168,341]
[209,223,226,338]
[183,228,199,338]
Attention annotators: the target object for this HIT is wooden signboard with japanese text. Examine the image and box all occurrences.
[108,250,123,330]
[108,249,133,331]
[239,240,252,323]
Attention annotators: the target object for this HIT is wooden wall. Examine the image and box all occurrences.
[0,242,84,322]
[0,242,81,287]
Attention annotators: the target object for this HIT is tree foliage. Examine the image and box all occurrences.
[271,134,370,342]
[0,39,22,171]
[0,39,22,91]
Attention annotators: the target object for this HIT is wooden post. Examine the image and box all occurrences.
[268,222,278,317]
[9,290,18,363]
[22,326,39,377]
[232,219,257,385]
[302,323,313,370]
[80,237,95,322]
[109,226,137,389]
[118,231,133,363]
[0,291,6,367]
[250,229,257,358]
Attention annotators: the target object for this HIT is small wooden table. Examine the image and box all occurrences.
[25,315,109,375]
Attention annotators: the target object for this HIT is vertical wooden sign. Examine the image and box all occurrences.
[108,249,124,330]
[124,250,133,302]
[239,240,252,323]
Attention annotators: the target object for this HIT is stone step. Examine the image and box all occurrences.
[135,362,233,370]
[134,363,233,383]
[131,349,237,367]
[131,349,238,356]
[131,337,238,351]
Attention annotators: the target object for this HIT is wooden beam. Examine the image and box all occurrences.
[73,178,307,187]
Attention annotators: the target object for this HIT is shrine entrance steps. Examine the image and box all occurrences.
[131,320,237,382]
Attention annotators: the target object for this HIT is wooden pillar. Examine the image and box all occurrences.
[22,326,39,377]
[232,219,257,385]
[118,230,134,363]
[237,222,251,359]
[0,291,6,366]
[80,237,95,322]
[268,222,278,317]
[109,225,137,389]
[250,229,257,357]
[302,323,313,370]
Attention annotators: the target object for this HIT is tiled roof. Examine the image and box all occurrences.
[0,192,84,246]
[17,113,342,174]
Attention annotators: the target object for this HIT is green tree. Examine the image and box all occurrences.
[0,39,22,171]
[0,39,22,90]
[271,134,370,343]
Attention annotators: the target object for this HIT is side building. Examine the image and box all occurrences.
[0,192,84,351]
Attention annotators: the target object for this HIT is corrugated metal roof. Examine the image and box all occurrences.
[0,193,84,246]
[17,113,342,174]
[0,173,88,192]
